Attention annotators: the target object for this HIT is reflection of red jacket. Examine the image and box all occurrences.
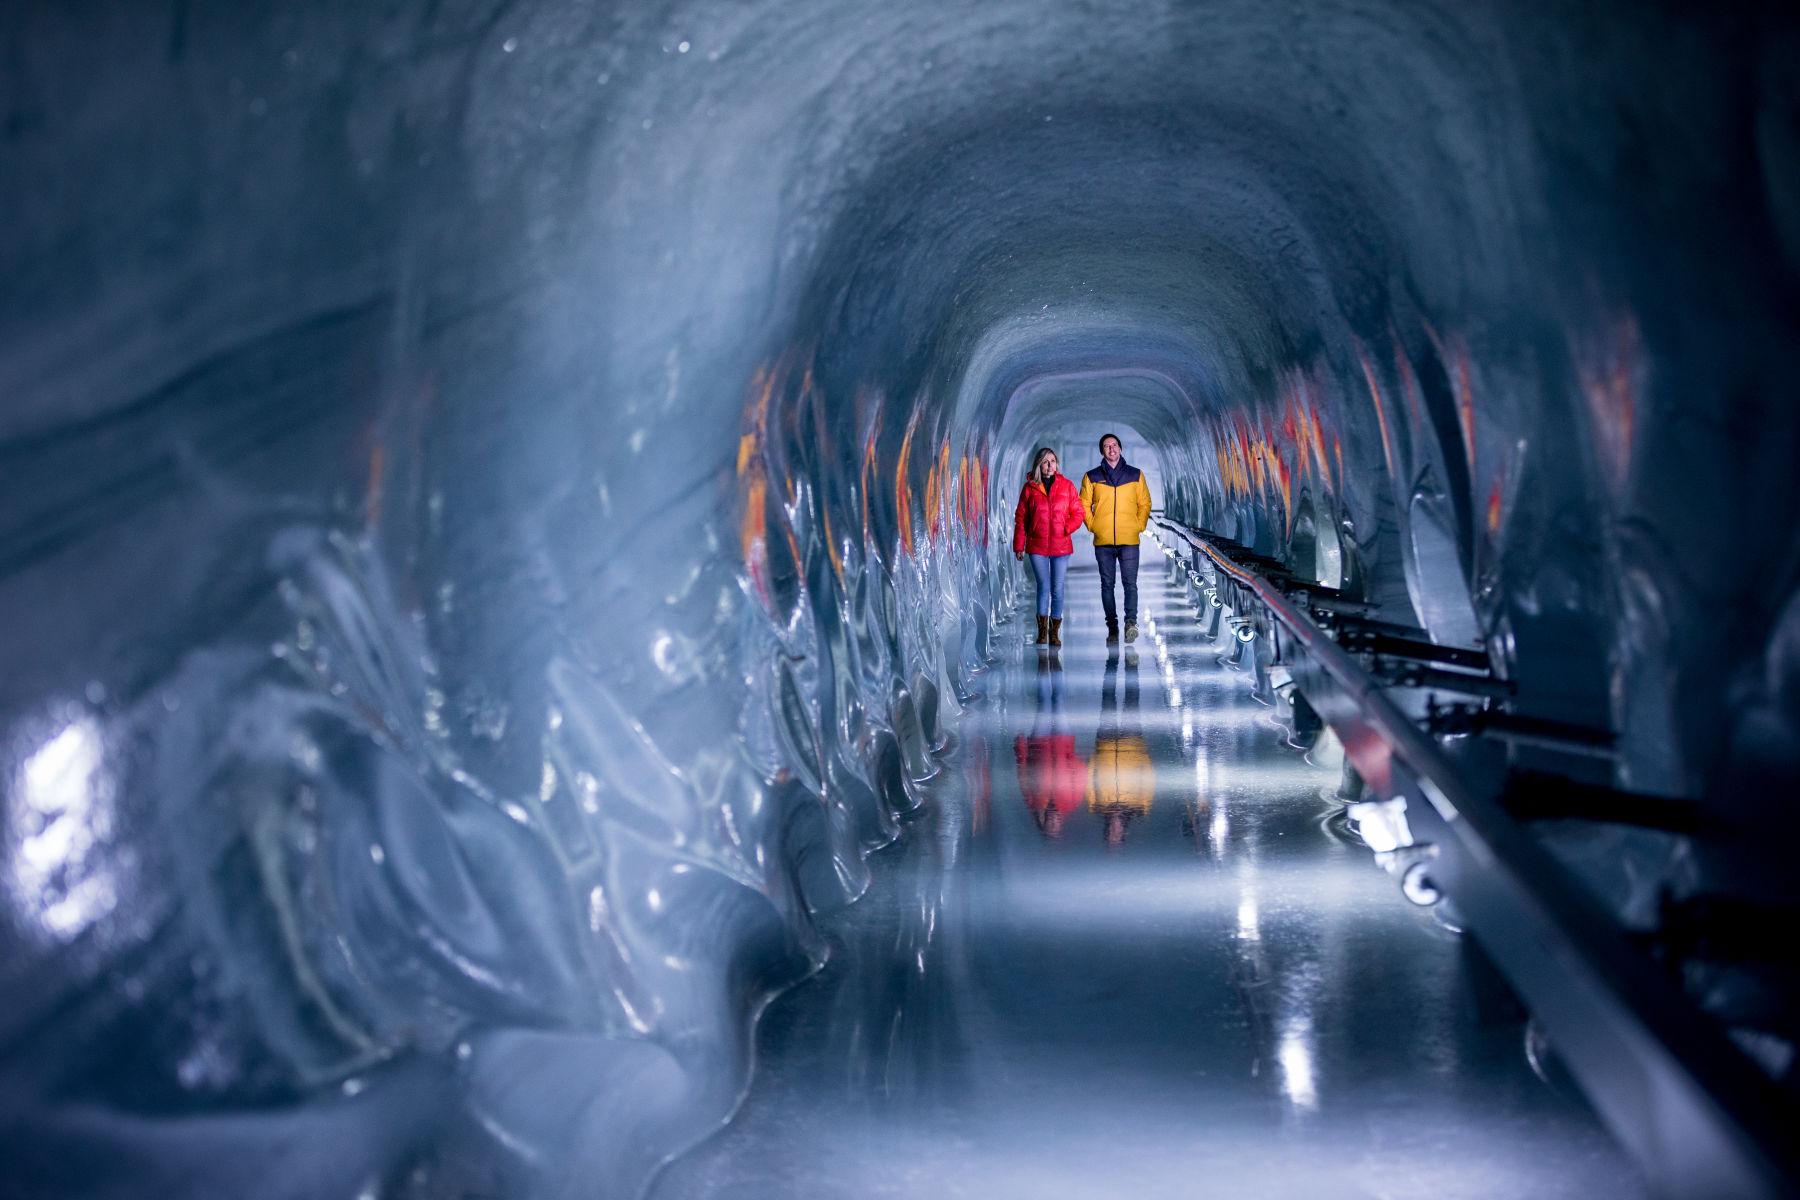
[1014,734,1087,816]
[1012,475,1086,556]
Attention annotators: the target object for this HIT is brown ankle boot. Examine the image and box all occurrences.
[1049,618,1063,647]
[1035,615,1049,644]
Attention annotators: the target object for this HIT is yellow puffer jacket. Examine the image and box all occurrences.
[1080,463,1152,546]
[1086,734,1155,814]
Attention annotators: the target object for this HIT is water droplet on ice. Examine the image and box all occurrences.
[502,37,518,52]
[677,40,690,53]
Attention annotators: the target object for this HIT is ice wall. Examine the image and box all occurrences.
[3,1,1798,1196]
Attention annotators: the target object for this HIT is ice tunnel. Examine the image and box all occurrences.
[4,1,1799,1197]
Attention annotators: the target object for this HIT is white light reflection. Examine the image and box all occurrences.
[1196,747,1228,856]
[1208,805,1229,853]
[1347,797,1414,852]
[1278,1019,1319,1111]
[13,716,117,938]
[1235,889,1259,941]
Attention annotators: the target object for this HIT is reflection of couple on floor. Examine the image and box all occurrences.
[1089,649,1150,845]
[1014,656,1083,838]
[1014,650,1153,843]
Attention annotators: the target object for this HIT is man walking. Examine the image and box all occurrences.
[1080,433,1152,643]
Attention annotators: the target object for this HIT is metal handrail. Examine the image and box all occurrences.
[1152,514,1798,1199]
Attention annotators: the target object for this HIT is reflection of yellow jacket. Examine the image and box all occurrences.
[1086,734,1154,814]
[1080,464,1152,546]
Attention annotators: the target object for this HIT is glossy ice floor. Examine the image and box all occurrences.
[652,539,1645,1200]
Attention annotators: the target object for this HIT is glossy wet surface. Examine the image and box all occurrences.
[652,537,1644,1200]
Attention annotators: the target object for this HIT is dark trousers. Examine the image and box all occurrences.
[1094,544,1140,622]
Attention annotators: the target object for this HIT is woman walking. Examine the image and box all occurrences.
[1012,446,1087,646]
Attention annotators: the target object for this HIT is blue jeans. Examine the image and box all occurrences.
[1027,553,1070,618]
[1094,544,1140,622]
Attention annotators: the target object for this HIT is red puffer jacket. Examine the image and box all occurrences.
[1013,474,1086,556]
[1015,733,1087,820]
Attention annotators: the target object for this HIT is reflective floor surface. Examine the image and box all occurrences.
[651,536,1645,1200]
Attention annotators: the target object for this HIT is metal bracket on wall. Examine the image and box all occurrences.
[1428,700,1620,762]
[1150,515,1798,1199]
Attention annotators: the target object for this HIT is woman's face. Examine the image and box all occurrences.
[1038,453,1058,479]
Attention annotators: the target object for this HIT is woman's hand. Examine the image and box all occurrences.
[1016,551,1025,561]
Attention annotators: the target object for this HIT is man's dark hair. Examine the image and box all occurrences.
[1098,433,1123,453]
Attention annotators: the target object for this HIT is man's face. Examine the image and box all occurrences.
[1102,438,1122,467]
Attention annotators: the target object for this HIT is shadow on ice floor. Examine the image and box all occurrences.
[651,537,1645,1200]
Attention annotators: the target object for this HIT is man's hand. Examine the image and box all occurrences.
[1016,551,1025,561]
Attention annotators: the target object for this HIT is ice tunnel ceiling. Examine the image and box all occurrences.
[3,0,1800,1196]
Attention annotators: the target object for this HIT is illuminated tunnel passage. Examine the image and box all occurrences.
[651,544,1643,1199]
[3,1,1800,1198]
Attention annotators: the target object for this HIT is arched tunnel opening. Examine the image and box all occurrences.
[4,2,1800,1197]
